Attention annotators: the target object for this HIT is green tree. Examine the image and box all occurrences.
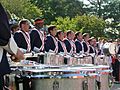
[0,0,43,20]
[30,0,85,24]
[52,15,106,38]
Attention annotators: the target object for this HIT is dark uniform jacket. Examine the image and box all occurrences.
[82,41,89,53]
[75,39,83,53]
[64,39,72,53]
[30,29,42,51]
[45,35,57,52]
[14,31,28,50]
[58,40,64,53]
[0,3,11,75]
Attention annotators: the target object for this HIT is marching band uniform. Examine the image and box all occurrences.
[64,38,76,54]
[75,39,83,53]
[30,29,44,52]
[0,3,18,89]
[45,34,58,53]
[82,41,89,53]
[14,30,31,53]
[58,40,67,54]
[89,45,96,54]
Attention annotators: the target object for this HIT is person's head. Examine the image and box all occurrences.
[10,24,19,34]
[19,19,30,32]
[75,31,83,41]
[83,33,89,42]
[88,37,96,46]
[48,25,57,36]
[66,30,75,40]
[34,18,44,29]
[56,30,64,41]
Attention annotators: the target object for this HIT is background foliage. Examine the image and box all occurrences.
[0,0,119,38]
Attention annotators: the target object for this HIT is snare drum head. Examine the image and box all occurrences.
[109,43,118,55]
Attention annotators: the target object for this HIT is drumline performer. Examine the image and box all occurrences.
[88,37,98,64]
[14,19,31,53]
[0,3,24,90]
[111,39,120,83]
[74,31,84,54]
[64,30,76,54]
[30,18,45,52]
[56,30,67,54]
[88,37,97,54]
[45,25,58,53]
[82,33,90,54]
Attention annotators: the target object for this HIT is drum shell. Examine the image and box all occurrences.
[95,55,110,65]
[31,76,86,90]
[84,56,92,64]
[99,74,109,90]
[44,53,57,65]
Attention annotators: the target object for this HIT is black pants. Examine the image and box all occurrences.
[112,60,120,81]
[0,75,4,90]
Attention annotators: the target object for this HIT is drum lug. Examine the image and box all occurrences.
[53,80,59,90]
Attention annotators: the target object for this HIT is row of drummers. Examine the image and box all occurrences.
[12,19,107,56]
[8,63,112,90]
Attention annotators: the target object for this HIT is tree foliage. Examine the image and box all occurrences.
[30,0,85,24]
[52,15,106,38]
[0,0,42,20]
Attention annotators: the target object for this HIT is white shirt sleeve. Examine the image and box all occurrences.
[2,35,18,55]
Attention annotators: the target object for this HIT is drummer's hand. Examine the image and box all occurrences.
[14,49,24,62]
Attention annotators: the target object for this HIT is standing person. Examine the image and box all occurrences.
[88,37,97,54]
[44,25,58,53]
[30,18,45,52]
[56,30,67,54]
[111,39,120,83]
[0,3,24,90]
[74,32,84,54]
[64,30,76,54]
[82,33,90,54]
[14,19,31,53]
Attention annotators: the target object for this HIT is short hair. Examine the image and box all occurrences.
[48,25,56,33]
[88,37,95,43]
[56,30,63,38]
[66,30,72,36]
[83,33,89,38]
[19,19,29,28]
[75,31,81,37]
[10,24,19,31]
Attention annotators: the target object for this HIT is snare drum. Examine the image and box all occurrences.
[84,56,93,64]
[68,66,98,90]
[96,65,112,90]
[44,53,58,65]
[95,55,109,65]
[30,72,86,90]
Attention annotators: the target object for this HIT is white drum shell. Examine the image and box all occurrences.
[31,77,86,90]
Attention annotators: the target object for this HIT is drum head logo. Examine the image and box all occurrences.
[53,80,59,90]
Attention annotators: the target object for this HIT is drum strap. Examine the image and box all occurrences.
[49,35,58,53]
[67,39,76,54]
[58,40,67,54]
[19,30,31,52]
[34,29,44,51]
[76,39,84,53]
[83,40,90,54]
